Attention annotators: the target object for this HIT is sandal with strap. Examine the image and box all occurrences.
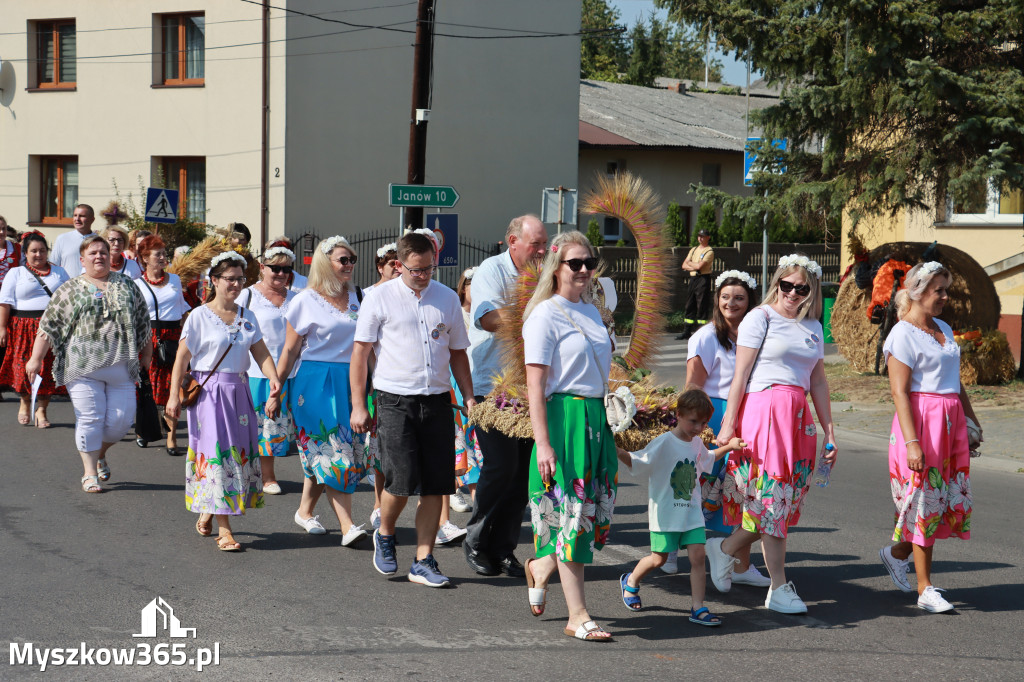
[564,620,613,642]
[81,475,102,493]
[689,606,722,627]
[217,535,242,552]
[525,557,547,617]
[620,573,642,611]
[97,459,111,482]
[195,515,213,537]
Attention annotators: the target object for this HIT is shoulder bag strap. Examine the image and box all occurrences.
[746,306,772,386]
[552,300,608,393]
[356,286,363,304]
[242,289,253,310]
[140,278,160,323]
[27,268,54,298]
[196,311,236,390]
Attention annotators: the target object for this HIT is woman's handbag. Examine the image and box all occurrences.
[140,278,179,368]
[179,342,233,408]
[135,374,164,442]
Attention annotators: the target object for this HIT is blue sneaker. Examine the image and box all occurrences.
[408,554,451,588]
[373,530,397,576]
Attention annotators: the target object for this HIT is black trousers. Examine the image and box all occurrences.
[684,273,712,330]
[464,403,533,559]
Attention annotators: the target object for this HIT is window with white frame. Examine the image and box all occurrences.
[949,178,1023,222]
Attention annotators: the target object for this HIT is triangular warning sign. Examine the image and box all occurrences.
[146,190,174,219]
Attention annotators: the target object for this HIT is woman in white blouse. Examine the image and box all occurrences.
[135,235,190,455]
[166,252,281,551]
[277,236,369,547]
[242,246,298,495]
[709,254,837,615]
[102,226,143,280]
[0,232,70,427]
[878,262,979,614]
[522,231,617,642]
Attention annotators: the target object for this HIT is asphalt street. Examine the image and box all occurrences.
[1,355,1022,679]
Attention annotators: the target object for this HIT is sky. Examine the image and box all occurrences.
[608,0,755,86]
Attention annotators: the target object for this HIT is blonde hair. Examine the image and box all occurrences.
[762,257,822,321]
[307,239,355,299]
[523,231,595,320]
[101,225,129,245]
[894,262,951,320]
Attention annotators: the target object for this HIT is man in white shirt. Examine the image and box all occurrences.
[463,214,548,578]
[49,204,97,278]
[351,232,475,588]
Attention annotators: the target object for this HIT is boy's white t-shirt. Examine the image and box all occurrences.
[627,431,715,533]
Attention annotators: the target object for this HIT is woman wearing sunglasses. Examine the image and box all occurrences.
[242,246,299,495]
[277,236,369,547]
[522,231,617,641]
[708,254,837,614]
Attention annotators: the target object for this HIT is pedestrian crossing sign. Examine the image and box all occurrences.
[145,187,179,224]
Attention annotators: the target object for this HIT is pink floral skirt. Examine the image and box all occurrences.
[723,384,817,539]
[889,392,971,547]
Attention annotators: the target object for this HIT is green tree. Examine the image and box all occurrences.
[581,0,627,81]
[655,0,1024,236]
[665,201,688,247]
[586,218,604,247]
[663,23,723,83]
[718,203,741,245]
[692,202,717,245]
[623,14,668,87]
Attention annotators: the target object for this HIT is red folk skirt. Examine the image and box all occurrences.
[148,323,182,406]
[0,312,66,396]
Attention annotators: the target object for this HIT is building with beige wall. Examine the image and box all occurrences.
[0,1,581,251]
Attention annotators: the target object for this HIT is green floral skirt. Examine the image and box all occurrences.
[528,394,618,564]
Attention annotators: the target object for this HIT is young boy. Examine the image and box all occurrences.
[617,389,745,626]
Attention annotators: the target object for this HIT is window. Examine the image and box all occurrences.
[950,177,1023,222]
[160,13,205,85]
[603,216,622,241]
[35,20,76,88]
[154,157,206,222]
[41,156,79,224]
[702,163,721,187]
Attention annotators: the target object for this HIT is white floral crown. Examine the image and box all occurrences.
[319,235,352,255]
[715,269,757,290]
[376,242,397,258]
[262,246,295,262]
[210,251,247,269]
[404,227,438,244]
[463,267,477,279]
[919,261,944,275]
[777,254,822,279]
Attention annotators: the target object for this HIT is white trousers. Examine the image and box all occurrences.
[65,362,136,453]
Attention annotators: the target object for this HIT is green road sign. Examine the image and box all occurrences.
[388,183,460,208]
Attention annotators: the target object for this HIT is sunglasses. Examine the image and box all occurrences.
[561,257,599,272]
[779,280,811,297]
[333,256,357,266]
[266,264,293,274]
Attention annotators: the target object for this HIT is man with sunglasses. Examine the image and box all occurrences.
[463,214,549,578]
[677,228,715,340]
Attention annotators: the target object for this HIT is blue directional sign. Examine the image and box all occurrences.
[744,138,788,186]
[426,213,458,267]
[145,187,179,224]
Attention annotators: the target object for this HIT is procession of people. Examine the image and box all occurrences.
[0,205,982,639]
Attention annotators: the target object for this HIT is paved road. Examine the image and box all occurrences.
[1,392,1021,680]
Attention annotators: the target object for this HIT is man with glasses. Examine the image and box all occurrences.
[50,204,97,278]
[350,232,475,588]
[463,214,549,578]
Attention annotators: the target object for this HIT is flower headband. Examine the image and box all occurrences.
[376,242,397,258]
[210,251,247,269]
[919,261,944,275]
[777,254,822,279]
[463,267,477,279]
[715,270,757,290]
[319,235,352,255]
[404,227,438,245]
[262,246,295,262]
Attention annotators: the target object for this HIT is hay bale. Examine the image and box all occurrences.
[958,330,1016,385]
[832,242,1000,372]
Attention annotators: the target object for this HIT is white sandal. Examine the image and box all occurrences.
[97,459,111,482]
[563,620,613,642]
[81,475,102,493]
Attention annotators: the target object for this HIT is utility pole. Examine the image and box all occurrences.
[405,0,436,231]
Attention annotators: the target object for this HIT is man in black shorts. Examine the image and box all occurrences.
[350,232,475,588]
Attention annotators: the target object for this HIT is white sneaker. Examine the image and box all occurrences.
[436,521,468,545]
[879,546,914,593]
[660,551,679,574]
[341,524,368,547]
[263,482,282,495]
[450,490,473,513]
[370,508,381,530]
[765,581,808,614]
[294,512,327,535]
[732,564,772,588]
[705,537,737,593]
[917,586,954,613]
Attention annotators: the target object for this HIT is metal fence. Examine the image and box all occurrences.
[293,230,502,290]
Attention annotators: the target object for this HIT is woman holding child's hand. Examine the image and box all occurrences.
[522,232,617,642]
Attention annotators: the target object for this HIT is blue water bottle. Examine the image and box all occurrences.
[813,443,836,488]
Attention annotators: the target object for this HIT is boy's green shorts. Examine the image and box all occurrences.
[650,527,706,553]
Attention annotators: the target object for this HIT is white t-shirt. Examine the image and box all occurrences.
[883,319,961,394]
[523,295,611,399]
[289,271,307,292]
[687,323,735,400]
[112,257,142,279]
[738,306,824,392]
[181,305,263,373]
[355,278,470,396]
[49,230,95,278]
[0,265,70,311]
[135,274,190,322]
[627,431,715,533]
[285,288,360,364]
[242,285,297,378]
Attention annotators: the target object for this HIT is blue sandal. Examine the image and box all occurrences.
[689,606,722,626]
[620,573,642,611]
